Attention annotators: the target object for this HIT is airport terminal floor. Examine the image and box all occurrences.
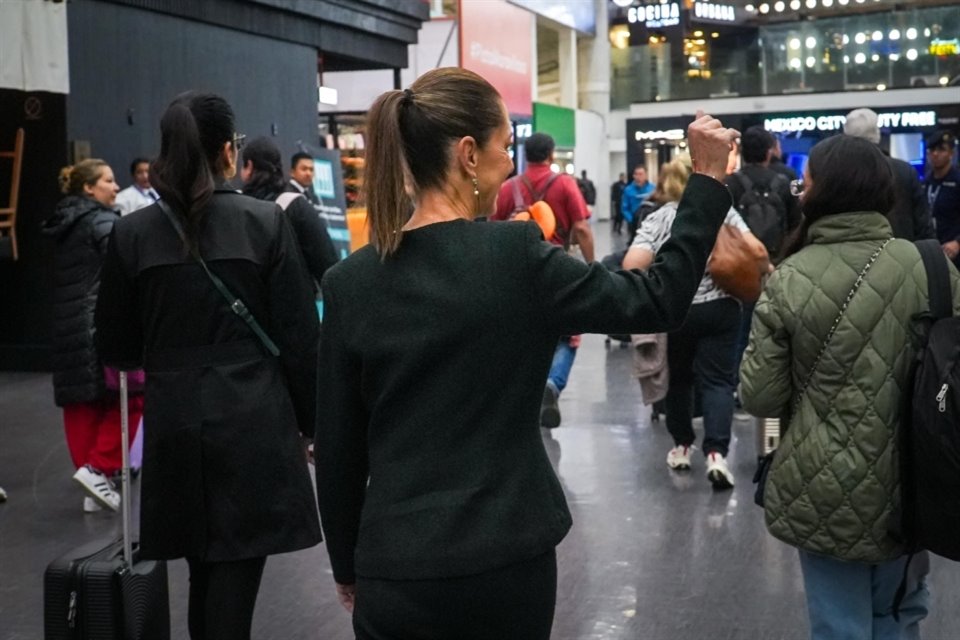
[2,223,959,640]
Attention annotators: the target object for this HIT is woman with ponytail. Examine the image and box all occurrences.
[43,159,143,514]
[315,67,740,638]
[94,92,321,639]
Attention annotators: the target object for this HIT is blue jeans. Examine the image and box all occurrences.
[547,338,577,394]
[798,549,930,640]
[665,297,740,457]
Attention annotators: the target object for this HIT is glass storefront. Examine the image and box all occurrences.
[611,3,960,106]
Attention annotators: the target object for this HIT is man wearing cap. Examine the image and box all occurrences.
[844,108,935,242]
[926,130,960,264]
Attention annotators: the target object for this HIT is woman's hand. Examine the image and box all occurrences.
[335,582,357,613]
[687,110,740,183]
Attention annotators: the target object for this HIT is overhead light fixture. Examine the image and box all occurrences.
[855,32,866,44]
[842,34,849,44]
[924,28,931,37]
[759,3,770,14]
[711,32,720,38]
[774,1,785,12]
[855,52,866,63]
[872,30,883,41]
[889,53,900,61]
[941,77,950,86]
[789,58,802,69]
[906,27,918,39]
[806,0,816,8]
[889,29,900,41]
[694,30,703,37]
[906,48,918,60]
[838,0,848,4]
[790,37,801,49]
[806,36,817,48]
[871,53,880,61]
[790,0,801,9]
[822,0,833,6]
[806,56,816,67]
[843,55,850,63]
[745,3,756,11]
[877,83,887,91]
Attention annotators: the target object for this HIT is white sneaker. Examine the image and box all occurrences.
[73,465,120,512]
[706,452,735,489]
[667,445,693,470]
[83,497,103,513]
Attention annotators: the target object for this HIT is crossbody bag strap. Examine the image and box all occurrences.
[156,199,280,357]
[791,238,893,414]
[916,238,952,319]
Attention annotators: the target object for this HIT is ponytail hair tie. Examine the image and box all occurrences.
[402,88,414,104]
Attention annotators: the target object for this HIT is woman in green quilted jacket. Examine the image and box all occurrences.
[740,134,960,639]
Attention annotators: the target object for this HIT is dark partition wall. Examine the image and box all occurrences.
[66,0,320,178]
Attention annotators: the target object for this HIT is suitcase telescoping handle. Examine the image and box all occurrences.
[119,371,133,567]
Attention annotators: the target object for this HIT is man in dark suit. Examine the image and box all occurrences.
[844,108,935,242]
[285,151,321,206]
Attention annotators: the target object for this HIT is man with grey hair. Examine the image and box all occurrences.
[844,108,935,241]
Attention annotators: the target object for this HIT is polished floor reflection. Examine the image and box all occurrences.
[2,228,959,640]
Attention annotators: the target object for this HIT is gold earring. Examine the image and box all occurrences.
[472,177,480,213]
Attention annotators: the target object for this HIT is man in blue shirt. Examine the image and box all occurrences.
[927,130,960,265]
[621,165,654,242]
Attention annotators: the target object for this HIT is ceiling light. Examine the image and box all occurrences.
[843,55,850,63]
[774,1,785,12]
[889,53,900,61]
[906,28,918,40]
[855,32,866,44]
[871,53,880,61]
[790,0,801,9]
[838,0,848,4]
[877,83,887,91]
[855,52,866,64]
[941,77,950,86]
[924,28,931,37]
[842,34,849,44]
[694,30,703,37]
[906,48,918,60]
[822,0,833,6]
[806,0,817,8]
[745,3,756,11]
[759,3,770,13]
[889,29,900,40]
[806,56,816,67]
[806,36,817,48]
[711,32,720,38]
[789,58,802,69]
[790,37,801,49]
[872,30,883,41]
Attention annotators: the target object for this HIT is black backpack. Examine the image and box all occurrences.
[733,172,788,256]
[898,239,960,561]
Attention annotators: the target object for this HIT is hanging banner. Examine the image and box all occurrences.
[300,144,350,261]
[459,0,534,118]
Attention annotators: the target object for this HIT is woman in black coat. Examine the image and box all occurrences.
[240,136,338,287]
[94,93,321,640]
[42,159,144,514]
[316,68,740,639]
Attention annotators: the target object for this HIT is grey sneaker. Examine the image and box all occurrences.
[73,465,120,511]
[706,452,735,490]
[540,384,561,429]
[83,497,103,513]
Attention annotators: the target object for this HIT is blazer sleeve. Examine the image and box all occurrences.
[529,174,730,336]
[95,225,144,368]
[315,281,369,585]
[267,212,321,438]
[286,197,339,286]
[739,270,794,417]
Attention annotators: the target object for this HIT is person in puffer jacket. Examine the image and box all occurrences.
[741,134,960,640]
[42,160,144,514]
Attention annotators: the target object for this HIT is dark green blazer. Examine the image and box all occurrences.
[317,174,731,583]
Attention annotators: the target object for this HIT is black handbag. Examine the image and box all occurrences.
[753,239,891,507]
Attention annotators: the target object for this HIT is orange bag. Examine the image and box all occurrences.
[708,224,771,303]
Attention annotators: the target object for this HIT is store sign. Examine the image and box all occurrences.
[929,39,959,57]
[628,3,680,28]
[460,0,534,117]
[764,110,937,133]
[693,2,736,23]
[635,128,685,141]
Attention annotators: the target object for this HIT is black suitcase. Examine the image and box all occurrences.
[44,372,170,640]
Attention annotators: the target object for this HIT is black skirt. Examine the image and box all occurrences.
[353,549,557,640]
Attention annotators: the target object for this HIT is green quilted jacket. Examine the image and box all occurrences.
[741,211,960,563]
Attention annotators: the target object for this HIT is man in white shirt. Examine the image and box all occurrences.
[284,152,321,206]
[114,158,159,215]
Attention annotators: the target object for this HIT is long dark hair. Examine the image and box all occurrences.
[365,67,504,257]
[780,134,895,260]
[151,92,236,251]
[240,137,286,201]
